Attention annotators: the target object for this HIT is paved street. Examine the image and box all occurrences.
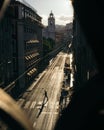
[17,51,72,130]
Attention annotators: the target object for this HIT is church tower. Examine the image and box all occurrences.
[48,11,55,40]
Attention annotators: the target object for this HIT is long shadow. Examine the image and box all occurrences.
[37,91,48,118]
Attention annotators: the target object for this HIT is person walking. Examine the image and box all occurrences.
[37,90,48,118]
[44,90,48,103]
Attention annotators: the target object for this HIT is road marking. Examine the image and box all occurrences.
[55,101,59,110]
[48,101,59,110]
[42,111,58,115]
[30,101,36,109]
[44,101,48,107]
[48,102,54,109]
[38,101,42,105]
[36,101,42,109]
[36,101,48,109]
[33,122,36,128]
[24,101,31,109]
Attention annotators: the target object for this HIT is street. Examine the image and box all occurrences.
[17,51,72,130]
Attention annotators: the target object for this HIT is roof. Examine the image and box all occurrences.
[15,0,37,13]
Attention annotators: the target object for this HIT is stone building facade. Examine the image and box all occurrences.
[11,0,43,93]
[0,0,43,96]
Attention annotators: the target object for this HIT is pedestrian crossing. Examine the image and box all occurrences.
[30,101,36,109]
[17,96,71,111]
[24,101,31,109]
[17,99,60,111]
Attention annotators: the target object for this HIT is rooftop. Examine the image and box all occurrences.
[16,0,37,13]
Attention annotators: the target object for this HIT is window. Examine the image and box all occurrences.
[22,7,24,18]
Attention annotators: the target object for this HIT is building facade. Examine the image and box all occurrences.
[11,0,43,93]
[0,3,16,88]
[72,13,98,90]
[64,23,73,45]
[0,0,43,96]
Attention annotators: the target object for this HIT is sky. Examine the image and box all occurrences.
[25,0,73,26]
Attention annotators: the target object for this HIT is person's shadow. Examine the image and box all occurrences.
[37,90,48,118]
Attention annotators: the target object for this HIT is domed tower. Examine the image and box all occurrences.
[48,11,55,40]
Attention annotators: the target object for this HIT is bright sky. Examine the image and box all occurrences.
[25,0,73,25]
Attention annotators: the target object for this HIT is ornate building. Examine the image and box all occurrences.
[43,11,55,41]
[48,11,55,40]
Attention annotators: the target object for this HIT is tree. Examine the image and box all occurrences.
[43,37,55,56]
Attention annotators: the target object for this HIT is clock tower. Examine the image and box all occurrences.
[48,11,55,40]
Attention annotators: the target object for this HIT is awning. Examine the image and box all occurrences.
[27,68,37,76]
[25,56,31,60]
[25,53,39,60]
[26,40,39,44]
